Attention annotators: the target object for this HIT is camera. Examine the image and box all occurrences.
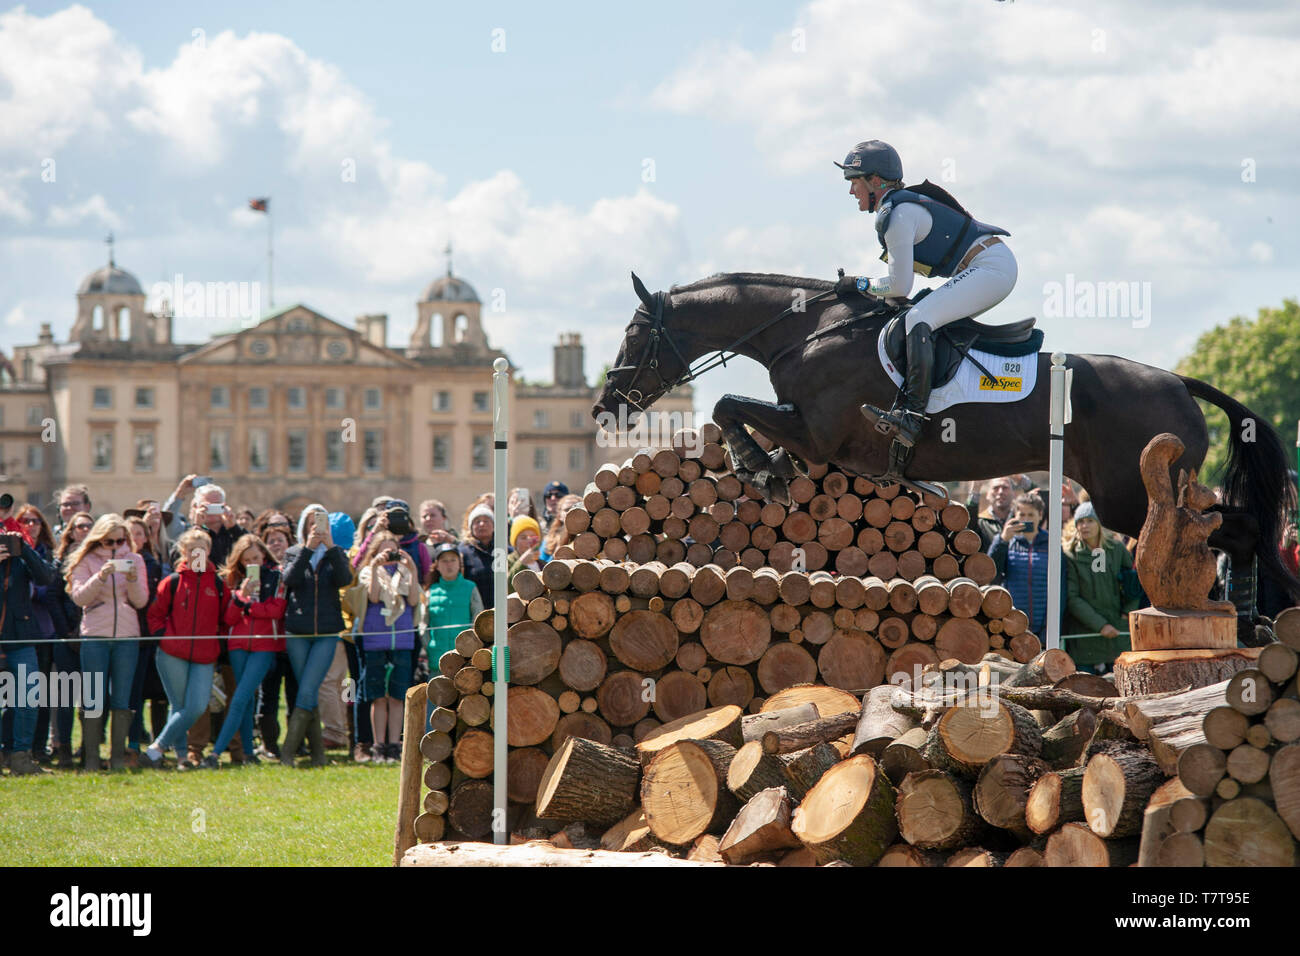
[110,558,134,573]
[385,505,414,537]
[386,549,403,563]
[245,564,261,585]
[205,503,225,515]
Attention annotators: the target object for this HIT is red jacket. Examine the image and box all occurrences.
[148,562,230,664]
[223,567,288,652]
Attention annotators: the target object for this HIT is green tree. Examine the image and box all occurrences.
[1175,298,1300,482]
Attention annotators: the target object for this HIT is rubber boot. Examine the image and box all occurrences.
[109,709,133,771]
[306,708,327,767]
[83,714,105,771]
[9,751,50,776]
[279,707,312,768]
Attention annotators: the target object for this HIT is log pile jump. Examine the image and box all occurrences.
[394,427,1299,866]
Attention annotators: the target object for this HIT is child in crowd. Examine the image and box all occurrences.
[425,542,483,666]
[357,532,423,763]
[507,515,544,590]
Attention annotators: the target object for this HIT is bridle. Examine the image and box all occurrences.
[606,287,839,412]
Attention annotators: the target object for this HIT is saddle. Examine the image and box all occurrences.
[881,308,1043,390]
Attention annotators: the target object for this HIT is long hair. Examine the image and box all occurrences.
[64,513,129,582]
[55,511,93,563]
[543,493,582,556]
[221,534,273,588]
[14,504,55,551]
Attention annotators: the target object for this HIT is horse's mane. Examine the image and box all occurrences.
[669,273,835,297]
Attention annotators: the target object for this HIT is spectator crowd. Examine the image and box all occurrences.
[0,468,1289,776]
[0,476,572,775]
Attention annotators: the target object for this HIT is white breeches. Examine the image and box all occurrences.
[904,242,1018,333]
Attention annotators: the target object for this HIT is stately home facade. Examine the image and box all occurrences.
[0,253,692,521]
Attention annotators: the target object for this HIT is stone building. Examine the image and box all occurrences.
[1,248,693,523]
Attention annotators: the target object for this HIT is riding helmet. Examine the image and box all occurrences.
[835,140,903,181]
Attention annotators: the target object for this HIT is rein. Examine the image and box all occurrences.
[608,287,839,410]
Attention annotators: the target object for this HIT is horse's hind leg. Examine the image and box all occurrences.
[713,395,817,504]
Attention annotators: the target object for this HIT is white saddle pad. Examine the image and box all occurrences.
[877,333,1040,413]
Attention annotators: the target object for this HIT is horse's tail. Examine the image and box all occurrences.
[1179,374,1300,602]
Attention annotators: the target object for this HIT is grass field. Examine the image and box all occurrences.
[0,757,403,866]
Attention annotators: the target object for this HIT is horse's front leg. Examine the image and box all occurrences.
[713,394,816,505]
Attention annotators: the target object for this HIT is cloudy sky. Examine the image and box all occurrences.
[1,0,1297,420]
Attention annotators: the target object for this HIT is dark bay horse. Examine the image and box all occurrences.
[592,272,1299,601]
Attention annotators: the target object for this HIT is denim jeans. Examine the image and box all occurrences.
[0,645,39,751]
[52,641,80,745]
[80,638,140,713]
[286,634,339,710]
[212,649,275,757]
[152,649,215,757]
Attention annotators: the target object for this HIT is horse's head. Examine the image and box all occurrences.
[592,272,692,423]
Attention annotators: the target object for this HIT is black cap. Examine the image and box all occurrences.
[544,480,569,497]
[0,493,13,509]
[431,541,461,561]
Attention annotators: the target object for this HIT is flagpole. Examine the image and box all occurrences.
[267,202,274,310]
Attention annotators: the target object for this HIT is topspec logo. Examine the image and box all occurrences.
[50,886,151,936]
[595,406,703,455]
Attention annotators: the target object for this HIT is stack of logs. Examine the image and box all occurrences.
[1128,609,1300,866]
[559,424,999,586]
[412,557,1042,844]
[491,639,1298,865]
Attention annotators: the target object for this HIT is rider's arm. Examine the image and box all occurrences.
[864,203,928,299]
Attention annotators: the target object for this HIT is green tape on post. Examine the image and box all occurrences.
[492,645,510,683]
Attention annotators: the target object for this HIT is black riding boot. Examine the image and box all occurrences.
[893,322,934,448]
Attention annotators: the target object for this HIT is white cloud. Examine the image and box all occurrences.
[47,193,121,229]
[1248,241,1274,264]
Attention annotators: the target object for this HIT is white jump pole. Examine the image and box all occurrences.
[491,356,510,843]
[1045,352,1069,651]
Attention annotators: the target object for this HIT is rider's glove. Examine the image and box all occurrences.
[835,273,866,301]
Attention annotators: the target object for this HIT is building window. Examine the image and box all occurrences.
[472,434,489,471]
[92,431,113,471]
[248,387,268,411]
[249,429,269,472]
[533,409,549,429]
[0,406,4,427]
[571,410,584,429]
[134,388,154,410]
[533,446,549,472]
[27,444,43,471]
[434,390,451,412]
[364,387,381,411]
[287,387,306,410]
[209,429,230,471]
[472,391,489,413]
[569,446,583,471]
[210,386,229,410]
[325,431,344,472]
[133,432,154,472]
[92,387,112,409]
[364,430,382,472]
[326,388,344,410]
[21,357,32,380]
[287,429,307,472]
[433,435,450,471]
[28,404,45,425]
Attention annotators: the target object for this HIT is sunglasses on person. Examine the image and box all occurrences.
[73,522,93,532]
[102,536,128,547]
[545,492,562,499]
[19,516,41,525]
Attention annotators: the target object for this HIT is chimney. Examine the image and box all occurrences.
[357,313,388,348]
[38,323,54,345]
[553,332,586,389]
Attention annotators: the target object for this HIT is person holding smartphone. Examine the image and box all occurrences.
[203,537,286,767]
[65,514,149,770]
[988,493,1067,639]
[0,521,55,775]
[143,528,229,769]
[356,532,422,762]
[279,504,351,767]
